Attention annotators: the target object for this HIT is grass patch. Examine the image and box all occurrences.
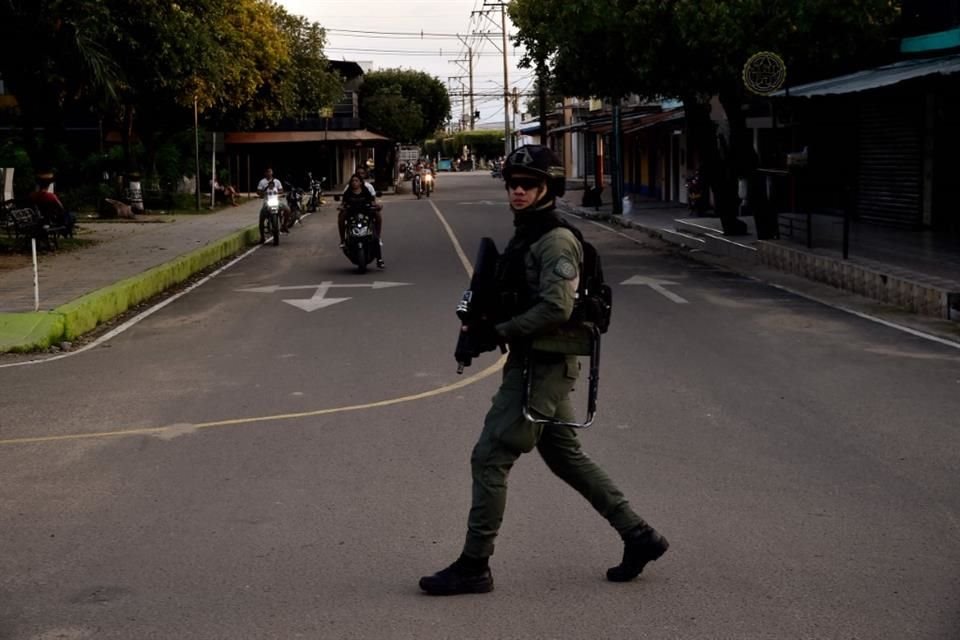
[0,235,98,254]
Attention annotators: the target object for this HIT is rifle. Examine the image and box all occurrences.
[455,237,506,373]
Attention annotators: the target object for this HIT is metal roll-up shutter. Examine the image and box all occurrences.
[857,98,923,226]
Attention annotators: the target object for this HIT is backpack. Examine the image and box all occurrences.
[563,224,612,334]
[496,212,612,334]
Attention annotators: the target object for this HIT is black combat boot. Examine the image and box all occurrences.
[419,554,493,595]
[606,525,669,582]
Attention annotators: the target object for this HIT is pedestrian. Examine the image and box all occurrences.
[419,145,669,596]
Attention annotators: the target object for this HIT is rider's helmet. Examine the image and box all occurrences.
[502,144,566,198]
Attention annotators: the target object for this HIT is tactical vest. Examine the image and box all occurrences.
[495,209,611,334]
[494,209,572,317]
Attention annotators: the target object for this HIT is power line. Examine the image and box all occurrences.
[326,47,514,57]
[326,28,465,38]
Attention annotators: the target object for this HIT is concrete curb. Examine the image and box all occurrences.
[558,199,960,345]
[0,225,260,353]
[557,199,676,238]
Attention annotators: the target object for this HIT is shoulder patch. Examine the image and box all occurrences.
[554,257,578,280]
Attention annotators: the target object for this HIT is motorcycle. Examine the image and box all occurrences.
[422,171,434,197]
[259,186,282,246]
[412,172,423,199]
[340,200,380,273]
[306,172,325,212]
[490,161,502,179]
[686,171,708,215]
[285,182,305,226]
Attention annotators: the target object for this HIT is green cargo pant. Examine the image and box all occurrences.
[462,356,645,559]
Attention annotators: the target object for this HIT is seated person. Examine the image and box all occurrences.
[344,166,377,198]
[29,173,75,237]
[212,178,239,206]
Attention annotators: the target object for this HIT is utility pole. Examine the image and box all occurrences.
[478,2,511,157]
[456,36,476,130]
[193,96,200,211]
[468,47,475,130]
[447,76,467,131]
[499,3,510,156]
[538,64,548,145]
[612,100,623,215]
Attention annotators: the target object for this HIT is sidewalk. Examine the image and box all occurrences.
[0,199,264,352]
[558,193,960,334]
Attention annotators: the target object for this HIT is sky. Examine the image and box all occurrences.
[276,0,534,129]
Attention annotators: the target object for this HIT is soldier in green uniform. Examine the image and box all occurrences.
[419,145,668,596]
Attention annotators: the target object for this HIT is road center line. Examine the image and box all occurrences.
[429,199,475,277]
[0,198,508,446]
[0,355,507,446]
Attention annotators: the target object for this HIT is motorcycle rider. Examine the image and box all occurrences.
[420,162,435,195]
[338,173,384,269]
[418,145,669,596]
[346,166,376,198]
[256,167,291,240]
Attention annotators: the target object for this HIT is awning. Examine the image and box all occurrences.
[551,108,684,137]
[774,52,960,98]
[224,129,389,144]
[516,122,542,136]
[549,121,588,135]
[622,108,685,135]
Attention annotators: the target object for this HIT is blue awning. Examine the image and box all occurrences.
[774,52,960,98]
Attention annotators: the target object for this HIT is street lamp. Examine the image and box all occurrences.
[194,96,200,211]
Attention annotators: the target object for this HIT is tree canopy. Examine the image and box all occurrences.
[509,0,901,103]
[425,130,506,161]
[509,0,902,226]
[0,0,343,164]
[358,69,451,143]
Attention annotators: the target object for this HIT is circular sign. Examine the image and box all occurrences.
[743,51,787,95]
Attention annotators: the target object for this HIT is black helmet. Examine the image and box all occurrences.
[502,145,566,197]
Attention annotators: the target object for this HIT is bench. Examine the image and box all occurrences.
[2,206,66,250]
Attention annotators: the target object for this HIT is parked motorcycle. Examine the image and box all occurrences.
[259,185,282,246]
[285,182,305,226]
[412,172,423,199]
[686,171,708,215]
[306,172,325,212]
[340,200,380,273]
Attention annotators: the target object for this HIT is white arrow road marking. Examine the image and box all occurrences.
[236,281,413,312]
[237,281,411,294]
[621,275,690,304]
[282,282,351,312]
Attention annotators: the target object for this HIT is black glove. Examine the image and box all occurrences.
[469,322,502,354]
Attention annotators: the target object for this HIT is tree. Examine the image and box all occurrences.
[213,3,342,129]
[524,73,564,120]
[425,130,506,162]
[509,0,901,232]
[0,0,122,165]
[280,12,343,120]
[358,69,451,143]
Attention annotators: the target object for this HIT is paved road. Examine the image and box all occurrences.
[1,172,958,639]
